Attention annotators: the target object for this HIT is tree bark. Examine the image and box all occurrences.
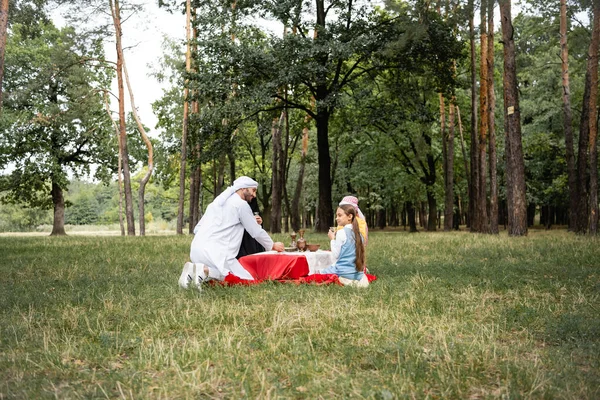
[216,154,226,195]
[499,0,528,236]
[282,102,292,233]
[468,0,478,231]
[314,0,334,232]
[188,147,202,234]
[110,0,135,235]
[50,180,67,236]
[104,92,125,236]
[291,124,309,232]
[441,94,452,231]
[456,106,470,214]
[270,113,284,233]
[407,201,418,232]
[427,189,437,232]
[587,0,600,234]
[177,0,192,235]
[487,0,498,234]
[560,0,577,231]
[188,10,201,234]
[0,0,8,111]
[447,98,455,230]
[315,109,334,232]
[477,0,489,233]
[123,56,153,236]
[424,131,437,231]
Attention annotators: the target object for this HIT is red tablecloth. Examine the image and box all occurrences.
[238,253,309,280]
[220,252,376,286]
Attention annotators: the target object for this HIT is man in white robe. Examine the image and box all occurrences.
[179,176,284,289]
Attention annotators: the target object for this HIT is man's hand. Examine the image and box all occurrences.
[254,215,263,225]
[272,242,285,252]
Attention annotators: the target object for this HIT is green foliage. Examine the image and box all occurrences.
[0,199,52,231]
[514,13,588,209]
[0,21,114,209]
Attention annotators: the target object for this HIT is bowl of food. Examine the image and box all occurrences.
[306,244,320,252]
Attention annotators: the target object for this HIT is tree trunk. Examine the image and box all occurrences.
[216,154,226,195]
[560,0,577,231]
[122,56,153,236]
[282,101,291,233]
[188,145,202,233]
[177,0,192,235]
[315,109,334,232]
[477,0,489,233]
[111,0,135,235]
[0,0,8,111]
[487,0,498,234]
[103,92,125,236]
[587,0,600,234]
[188,158,202,234]
[291,127,308,232]
[440,94,452,231]
[407,201,418,233]
[314,0,334,233]
[270,113,284,233]
[228,150,235,183]
[377,208,386,229]
[575,74,591,234]
[427,189,437,232]
[50,180,66,236]
[456,106,470,225]
[188,162,197,233]
[468,0,479,232]
[499,0,528,236]
[188,8,200,234]
[445,97,455,231]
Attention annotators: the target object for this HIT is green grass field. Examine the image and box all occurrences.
[1,230,598,399]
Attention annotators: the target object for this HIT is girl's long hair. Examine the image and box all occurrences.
[338,205,365,272]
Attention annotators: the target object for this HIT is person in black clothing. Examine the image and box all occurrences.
[236,197,266,258]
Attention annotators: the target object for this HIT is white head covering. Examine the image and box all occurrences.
[211,176,258,225]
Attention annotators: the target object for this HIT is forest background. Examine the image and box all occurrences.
[0,0,599,237]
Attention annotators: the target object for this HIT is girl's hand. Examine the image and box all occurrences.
[328,229,335,240]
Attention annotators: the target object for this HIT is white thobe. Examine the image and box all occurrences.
[190,193,273,280]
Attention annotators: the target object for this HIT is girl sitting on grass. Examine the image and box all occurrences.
[316,204,369,287]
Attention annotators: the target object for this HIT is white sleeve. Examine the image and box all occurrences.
[238,203,274,251]
[330,228,347,261]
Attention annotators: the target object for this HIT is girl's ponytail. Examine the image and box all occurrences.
[339,204,365,272]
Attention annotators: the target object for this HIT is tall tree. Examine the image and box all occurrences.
[487,0,498,234]
[445,93,455,231]
[109,0,135,235]
[177,0,192,235]
[188,8,202,234]
[270,110,284,233]
[560,0,577,231]
[123,57,153,236]
[468,0,478,230]
[475,0,490,233]
[0,0,8,110]
[0,23,113,235]
[499,0,528,236]
[587,0,600,234]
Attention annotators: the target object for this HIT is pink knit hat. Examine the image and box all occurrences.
[339,196,365,220]
[339,195,368,243]
[339,195,358,208]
